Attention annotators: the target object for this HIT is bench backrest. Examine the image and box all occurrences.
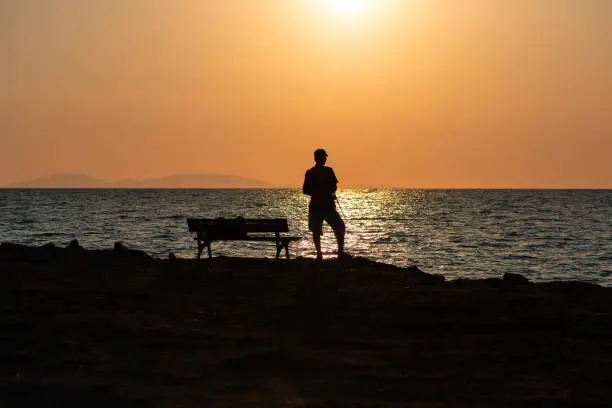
[187,218,289,239]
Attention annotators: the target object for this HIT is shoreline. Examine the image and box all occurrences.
[1,241,610,406]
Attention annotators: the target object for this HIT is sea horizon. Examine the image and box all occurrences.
[1,187,611,190]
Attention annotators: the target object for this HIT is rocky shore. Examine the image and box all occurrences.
[1,241,610,407]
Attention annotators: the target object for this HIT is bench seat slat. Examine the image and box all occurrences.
[201,236,301,242]
[187,218,289,233]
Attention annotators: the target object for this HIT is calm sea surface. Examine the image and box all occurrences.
[0,189,610,285]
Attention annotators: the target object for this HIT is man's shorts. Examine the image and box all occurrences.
[308,207,345,236]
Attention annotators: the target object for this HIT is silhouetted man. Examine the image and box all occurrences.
[303,148,346,261]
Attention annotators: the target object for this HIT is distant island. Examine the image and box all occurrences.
[2,174,275,189]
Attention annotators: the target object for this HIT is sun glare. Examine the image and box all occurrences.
[325,0,372,18]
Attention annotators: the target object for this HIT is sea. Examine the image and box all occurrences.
[0,189,610,286]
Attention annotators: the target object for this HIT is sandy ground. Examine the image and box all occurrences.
[0,242,611,407]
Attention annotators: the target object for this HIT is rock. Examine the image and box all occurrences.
[65,240,87,257]
[0,242,30,253]
[452,278,504,288]
[68,239,80,248]
[109,242,152,261]
[503,272,530,285]
[540,280,603,293]
[405,265,445,284]
[0,242,62,262]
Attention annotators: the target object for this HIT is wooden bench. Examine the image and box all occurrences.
[187,218,302,260]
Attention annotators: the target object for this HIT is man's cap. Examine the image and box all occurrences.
[314,148,327,158]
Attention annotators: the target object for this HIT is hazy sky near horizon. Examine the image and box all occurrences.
[1,0,611,188]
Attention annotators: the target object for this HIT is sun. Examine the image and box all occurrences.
[324,0,373,18]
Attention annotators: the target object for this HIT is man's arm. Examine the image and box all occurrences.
[302,171,313,196]
[330,168,338,193]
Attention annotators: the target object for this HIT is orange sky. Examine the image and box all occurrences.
[1,0,611,188]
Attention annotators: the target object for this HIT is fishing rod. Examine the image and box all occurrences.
[334,193,347,218]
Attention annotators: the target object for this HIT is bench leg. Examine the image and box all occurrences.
[275,240,291,260]
[275,243,282,260]
[196,241,213,259]
[197,242,204,259]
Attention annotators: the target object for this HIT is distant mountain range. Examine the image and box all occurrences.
[2,174,275,189]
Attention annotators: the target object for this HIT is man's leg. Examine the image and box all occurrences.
[309,210,324,261]
[327,210,346,257]
[313,232,322,261]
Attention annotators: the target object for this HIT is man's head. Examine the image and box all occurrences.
[314,148,327,165]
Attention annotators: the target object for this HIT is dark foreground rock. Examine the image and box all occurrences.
[0,243,610,407]
[0,240,153,263]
